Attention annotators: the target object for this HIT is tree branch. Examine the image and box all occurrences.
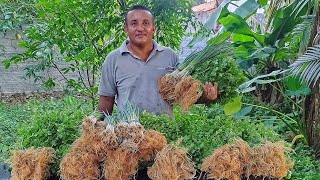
[68,10,104,59]
[75,61,89,89]
[86,67,92,87]
[50,58,69,82]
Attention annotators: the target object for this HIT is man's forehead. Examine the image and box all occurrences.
[127,10,153,20]
[130,19,151,22]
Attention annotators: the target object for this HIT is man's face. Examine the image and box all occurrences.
[124,10,155,47]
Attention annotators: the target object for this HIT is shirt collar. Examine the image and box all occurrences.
[119,39,164,54]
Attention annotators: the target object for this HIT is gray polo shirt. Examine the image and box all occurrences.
[98,40,179,115]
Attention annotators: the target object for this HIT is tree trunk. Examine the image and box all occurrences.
[305,6,320,158]
[305,80,320,158]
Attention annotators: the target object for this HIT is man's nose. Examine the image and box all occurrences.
[136,24,144,31]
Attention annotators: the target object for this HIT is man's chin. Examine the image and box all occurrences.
[132,40,151,46]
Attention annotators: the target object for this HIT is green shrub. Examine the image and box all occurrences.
[288,143,320,179]
[0,103,32,163]
[140,104,280,167]
[15,96,91,173]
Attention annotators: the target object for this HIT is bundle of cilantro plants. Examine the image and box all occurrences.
[158,41,246,110]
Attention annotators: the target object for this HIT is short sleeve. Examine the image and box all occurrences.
[98,56,117,97]
[172,50,180,68]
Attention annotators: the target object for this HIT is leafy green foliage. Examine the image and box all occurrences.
[219,13,265,45]
[224,96,242,115]
[227,95,307,144]
[190,0,305,107]
[285,76,311,96]
[289,143,320,179]
[233,0,260,19]
[237,70,285,93]
[141,0,194,49]
[3,0,126,108]
[15,96,91,173]
[1,97,319,178]
[141,104,280,167]
[2,0,195,109]
[266,1,305,46]
[191,55,247,101]
[189,0,262,46]
[0,103,32,163]
[191,0,313,108]
[0,0,37,32]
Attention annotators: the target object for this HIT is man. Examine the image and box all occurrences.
[98,5,217,115]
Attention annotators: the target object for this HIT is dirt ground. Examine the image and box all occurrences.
[0,91,65,104]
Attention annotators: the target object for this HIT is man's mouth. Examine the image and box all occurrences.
[136,34,146,38]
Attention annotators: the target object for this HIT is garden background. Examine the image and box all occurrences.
[0,0,320,179]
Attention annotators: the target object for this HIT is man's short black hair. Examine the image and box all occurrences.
[124,5,154,25]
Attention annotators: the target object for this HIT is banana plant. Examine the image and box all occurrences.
[190,0,312,103]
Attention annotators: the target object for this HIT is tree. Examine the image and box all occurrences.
[289,0,320,157]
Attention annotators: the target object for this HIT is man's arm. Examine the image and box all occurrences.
[98,95,115,115]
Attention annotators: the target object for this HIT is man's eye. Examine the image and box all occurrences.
[143,22,149,25]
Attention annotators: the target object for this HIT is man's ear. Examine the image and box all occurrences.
[152,25,156,34]
[124,25,128,35]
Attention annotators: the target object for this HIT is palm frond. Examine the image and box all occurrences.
[179,41,233,71]
[290,45,320,87]
[291,0,309,17]
[292,15,315,54]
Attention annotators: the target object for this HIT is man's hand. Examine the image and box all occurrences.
[196,82,218,105]
[203,82,218,101]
